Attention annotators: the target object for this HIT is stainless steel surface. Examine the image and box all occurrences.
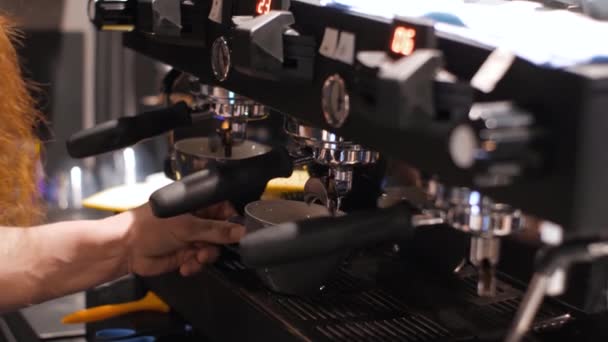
[445,188,523,237]
[446,188,523,297]
[286,117,378,212]
[191,83,269,120]
[20,294,86,340]
[245,200,333,228]
[175,137,270,159]
[425,178,449,209]
[304,177,330,206]
[189,82,269,148]
[468,101,534,128]
[470,236,500,265]
[505,273,550,342]
[411,212,445,227]
[469,236,501,297]
[285,118,347,145]
[315,147,380,166]
[421,178,526,298]
[321,74,350,128]
[329,167,354,212]
[285,118,379,166]
[173,137,270,179]
[211,37,231,82]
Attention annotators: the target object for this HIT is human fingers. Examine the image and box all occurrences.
[215,202,238,220]
[193,202,238,220]
[179,246,219,276]
[180,258,204,277]
[196,245,220,264]
[178,217,246,244]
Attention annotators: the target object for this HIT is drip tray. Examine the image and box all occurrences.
[144,254,577,342]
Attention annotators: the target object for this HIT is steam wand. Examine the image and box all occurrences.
[505,238,608,342]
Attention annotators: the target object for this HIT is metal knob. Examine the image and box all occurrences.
[449,101,538,186]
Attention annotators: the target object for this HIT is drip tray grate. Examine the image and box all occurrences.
[270,273,452,341]
[214,257,573,341]
[316,317,451,342]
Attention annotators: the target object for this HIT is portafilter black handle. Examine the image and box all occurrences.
[67,102,191,158]
[149,147,294,218]
[239,202,415,267]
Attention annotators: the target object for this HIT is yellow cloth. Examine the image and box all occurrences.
[83,171,310,213]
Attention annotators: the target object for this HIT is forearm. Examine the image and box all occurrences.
[0,215,131,313]
[0,227,39,312]
[0,203,242,313]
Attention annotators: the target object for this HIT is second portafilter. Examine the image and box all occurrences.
[188,79,269,158]
[285,118,379,213]
[426,179,525,297]
[66,71,269,161]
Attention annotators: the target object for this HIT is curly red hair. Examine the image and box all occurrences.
[0,15,43,226]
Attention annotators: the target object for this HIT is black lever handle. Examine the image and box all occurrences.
[239,203,415,267]
[149,147,294,218]
[67,102,191,158]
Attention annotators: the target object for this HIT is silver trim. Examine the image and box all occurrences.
[321,74,350,128]
[211,37,232,82]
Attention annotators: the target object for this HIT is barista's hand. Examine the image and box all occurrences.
[110,203,244,277]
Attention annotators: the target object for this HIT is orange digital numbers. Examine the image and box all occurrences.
[256,0,272,15]
[391,26,417,56]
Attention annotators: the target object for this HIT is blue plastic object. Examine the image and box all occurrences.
[96,329,136,340]
[120,337,156,342]
[95,329,156,342]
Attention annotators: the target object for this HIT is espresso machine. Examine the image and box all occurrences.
[68,0,608,340]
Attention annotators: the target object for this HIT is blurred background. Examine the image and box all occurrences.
[0,1,169,340]
[1,0,167,217]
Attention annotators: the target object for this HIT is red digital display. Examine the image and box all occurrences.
[391,26,417,56]
[256,0,273,15]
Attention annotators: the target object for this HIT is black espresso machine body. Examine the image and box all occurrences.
[114,0,608,236]
[68,0,608,340]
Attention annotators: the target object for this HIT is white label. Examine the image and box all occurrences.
[209,0,224,24]
[334,31,356,65]
[319,28,357,65]
[470,48,516,93]
[319,28,339,59]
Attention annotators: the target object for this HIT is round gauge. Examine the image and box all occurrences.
[211,37,232,82]
[321,74,350,128]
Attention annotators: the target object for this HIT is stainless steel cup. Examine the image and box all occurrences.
[173,137,271,180]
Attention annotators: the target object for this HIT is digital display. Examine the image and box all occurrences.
[391,26,417,56]
[256,0,273,15]
[388,17,436,58]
